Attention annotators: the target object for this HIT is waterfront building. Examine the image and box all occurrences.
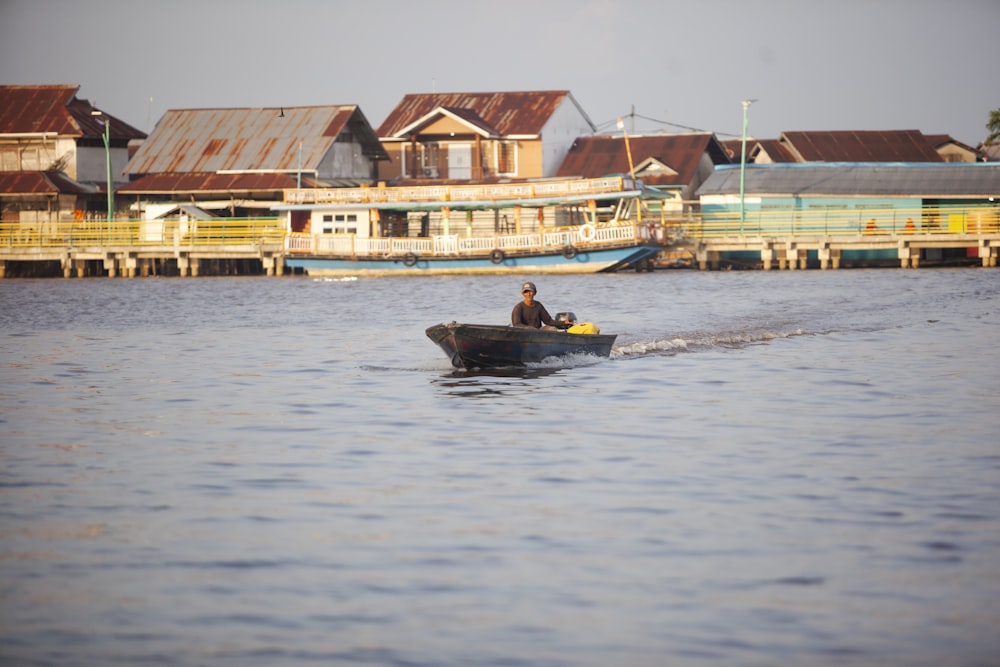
[376,90,596,182]
[0,85,145,224]
[119,105,389,221]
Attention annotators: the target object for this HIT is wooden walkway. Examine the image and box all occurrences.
[681,233,1000,270]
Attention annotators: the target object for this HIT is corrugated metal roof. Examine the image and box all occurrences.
[753,139,797,163]
[124,105,387,176]
[0,85,145,140]
[0,85,80,135]
[117,171,307,195]
[377,91,586,138]
[439,106,500,136]
[0,170,94,195]
[696,163,1000,197]
[555,133,731,186]
[780,130,942,162]
[924,134,975,153]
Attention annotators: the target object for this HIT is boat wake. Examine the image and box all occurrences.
[611,328,814,359]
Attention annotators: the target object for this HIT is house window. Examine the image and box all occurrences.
[322,214,334,234]
[1,146,20,171]
[496,141,517,175]
[401,143,442,178]
[334,213,358,234]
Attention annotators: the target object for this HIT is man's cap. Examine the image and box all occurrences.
[521,282,536,293]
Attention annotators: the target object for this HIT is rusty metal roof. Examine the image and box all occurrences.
[752,139,797,163]
[377,91,590,138]
[0,170,95,195]
[780,130,942,162]
[0,85,145,140]
[697,162,1000,197]
[124,105,387,176]
[556,133,731,186]
[117,171,313,195]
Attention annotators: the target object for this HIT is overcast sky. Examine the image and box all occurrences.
[2,0,997,145]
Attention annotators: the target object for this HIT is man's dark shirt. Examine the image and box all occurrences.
[512,301,562,328]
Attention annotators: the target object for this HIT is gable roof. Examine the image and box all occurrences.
[697,162,1000,198]
[393,105,502,138]
[752,138,798,163]
[556,133,731,186]
[124,105,387,176]
[779,130,942,162]
[0,84,145,140]
[377,90,591,139]
[925,134,976,153]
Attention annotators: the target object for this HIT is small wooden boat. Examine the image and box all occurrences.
[426,322,617,369]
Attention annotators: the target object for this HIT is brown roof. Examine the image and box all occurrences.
[377,91,586,138]
[0,170,94,195]
[753,138,797,163]
[780,130,942,162]
[925,134,978,153]
[555,133,731,186]
[0,85,145,140]
[117,172,310,195]
[125,105,385,176]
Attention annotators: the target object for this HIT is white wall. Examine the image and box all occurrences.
[538,97,596,177]
[318,139,376,181]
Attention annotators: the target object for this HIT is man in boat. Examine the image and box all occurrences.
[511,282,573,330]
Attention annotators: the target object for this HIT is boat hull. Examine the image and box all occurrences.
[426,322,617,369]
[287,245,661,277]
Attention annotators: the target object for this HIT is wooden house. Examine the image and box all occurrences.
[925,135,979,163]
[120,106,388,218]
[0,85,145,224]
[376,90,596,182]
[556,132,731,213]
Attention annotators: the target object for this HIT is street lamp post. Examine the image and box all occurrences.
[91,110,114,228]
[739,99,756,235]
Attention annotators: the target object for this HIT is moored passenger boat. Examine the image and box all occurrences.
[274,176,663,276]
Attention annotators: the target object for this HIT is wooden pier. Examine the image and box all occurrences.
[2,207,998,277]
[682,233,1000,270]
[675,205,1000,270]
[0,219,285,278]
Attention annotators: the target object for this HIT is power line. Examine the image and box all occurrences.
[595,111,743,138]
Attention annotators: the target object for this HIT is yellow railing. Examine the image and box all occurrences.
[687,206,1000,238]
[3,206,997,253]
[0,218,286,248]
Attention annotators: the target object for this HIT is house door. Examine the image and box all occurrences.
[448,144,471,179]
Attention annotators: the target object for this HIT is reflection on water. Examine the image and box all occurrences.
[432,365,565,397]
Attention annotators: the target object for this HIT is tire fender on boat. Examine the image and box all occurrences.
[562,245,578,259]
[579,223,596,242]
[403,252,418,267]
[490,249,506,264]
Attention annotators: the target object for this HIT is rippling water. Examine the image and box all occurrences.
[2,269,999,666]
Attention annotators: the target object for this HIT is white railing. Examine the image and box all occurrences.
[285,223,640,258]
[283,176,637,206]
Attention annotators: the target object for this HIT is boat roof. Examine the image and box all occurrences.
[273,176,645,211]
[272,190,643,212]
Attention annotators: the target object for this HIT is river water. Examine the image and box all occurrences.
[1,268,998,667]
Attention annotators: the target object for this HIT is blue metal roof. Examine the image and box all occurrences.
[697,162,1000,197]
